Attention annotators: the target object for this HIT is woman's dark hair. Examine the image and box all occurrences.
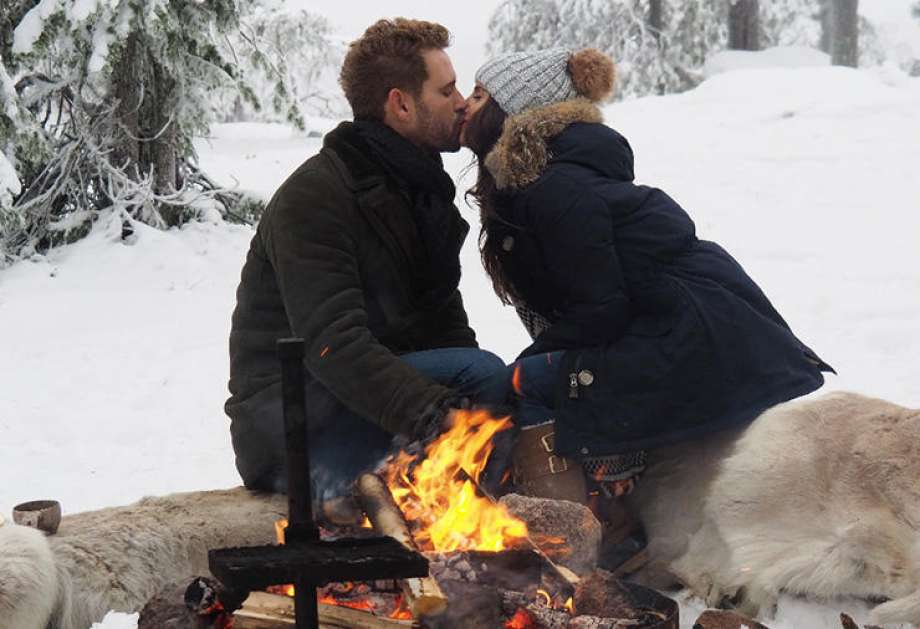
[464,98,518,305]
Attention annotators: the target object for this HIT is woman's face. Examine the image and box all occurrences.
[460,83,491,148]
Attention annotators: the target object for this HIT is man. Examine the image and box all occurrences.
[225,19,506,507]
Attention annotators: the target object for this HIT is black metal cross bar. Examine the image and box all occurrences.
[208,338,429,629]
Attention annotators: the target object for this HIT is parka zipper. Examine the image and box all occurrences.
[568,372,579,399]
[567,354,584,399]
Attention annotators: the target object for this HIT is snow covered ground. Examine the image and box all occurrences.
[1,60,918,628]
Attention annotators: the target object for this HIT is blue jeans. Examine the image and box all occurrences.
[231,347,509,499]
[512,351,565,426]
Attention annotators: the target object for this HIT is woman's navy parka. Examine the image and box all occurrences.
[484,100,833,458]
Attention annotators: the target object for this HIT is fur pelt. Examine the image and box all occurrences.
[0,487,286,629]
[3,395,918,627]
[632,392,920,626]
[484,99,603,191]
[0,524,59,629]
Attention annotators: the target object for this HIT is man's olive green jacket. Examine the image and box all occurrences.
[226,122,477,436]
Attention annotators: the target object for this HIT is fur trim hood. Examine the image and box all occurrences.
[484,99,604,191]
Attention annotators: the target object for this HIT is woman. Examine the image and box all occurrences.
[461,48,833,572]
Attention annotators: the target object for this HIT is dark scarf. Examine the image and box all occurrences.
[353,120,469,310]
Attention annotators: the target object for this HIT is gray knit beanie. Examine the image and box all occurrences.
[475,48,616,116]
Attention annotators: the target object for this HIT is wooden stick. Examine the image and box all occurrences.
[234,592,417,628]
[233,591,294,628]
[355,474,449,618]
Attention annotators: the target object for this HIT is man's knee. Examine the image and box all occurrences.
[468,349,507,377]
[459,349,510,404]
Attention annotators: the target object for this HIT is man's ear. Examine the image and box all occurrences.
[385,87,414,123]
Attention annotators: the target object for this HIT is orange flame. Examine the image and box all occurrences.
[383,408,528,552]
[512,364,523,396]
[318,592,375,612]
[505,607,535,629]
[274,518,288,544]
[389,595,413,620]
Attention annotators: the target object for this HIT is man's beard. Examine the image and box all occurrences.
[416,100,462,153]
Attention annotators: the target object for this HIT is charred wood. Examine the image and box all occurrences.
[420,580,502,629]
[574,571,678,628]
[693,609,770,629]
[428,549,543,592]
[138,576,243,629]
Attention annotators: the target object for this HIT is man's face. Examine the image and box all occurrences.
[408,48,467,153]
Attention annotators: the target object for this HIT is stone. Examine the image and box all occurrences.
[499,493,602,575]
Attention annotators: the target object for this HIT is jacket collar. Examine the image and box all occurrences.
[484,99,604,191]
[322,121,389,191]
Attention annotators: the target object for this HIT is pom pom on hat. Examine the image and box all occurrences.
[567,48,615,102]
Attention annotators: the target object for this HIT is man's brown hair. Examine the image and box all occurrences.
[339,18,451,121]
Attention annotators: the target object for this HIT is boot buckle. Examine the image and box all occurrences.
[548,454,569,474]
[540,432,555,453]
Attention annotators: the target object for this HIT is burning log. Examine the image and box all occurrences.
[233,592,416,628]
[355,473,448,618]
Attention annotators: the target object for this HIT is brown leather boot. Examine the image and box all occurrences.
[511,421,587,503]
[512,422,649,575]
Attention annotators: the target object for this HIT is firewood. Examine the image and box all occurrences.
[233,592,417,628]
[355,474,449,618]
[693,609,770,629]
[574,569,640,619]
[232,591,294,628]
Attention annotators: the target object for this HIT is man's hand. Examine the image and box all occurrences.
[408,394,471,443]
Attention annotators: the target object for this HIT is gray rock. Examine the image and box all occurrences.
[499,493,602,575]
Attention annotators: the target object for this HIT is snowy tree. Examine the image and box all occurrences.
[488,0,733,97]
[648,0,665,36]
[488,0,887,99]
[729,0,760,51]
[760,0,821,48]
[216,6,348,125]
[0,0,337,262]
[828,0,859,67]
[488,0,716,98]
[486,0,563,55]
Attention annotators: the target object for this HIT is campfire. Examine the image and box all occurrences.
[219,405,676,628]
[203,338,678,629]
[382,407,527,553]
